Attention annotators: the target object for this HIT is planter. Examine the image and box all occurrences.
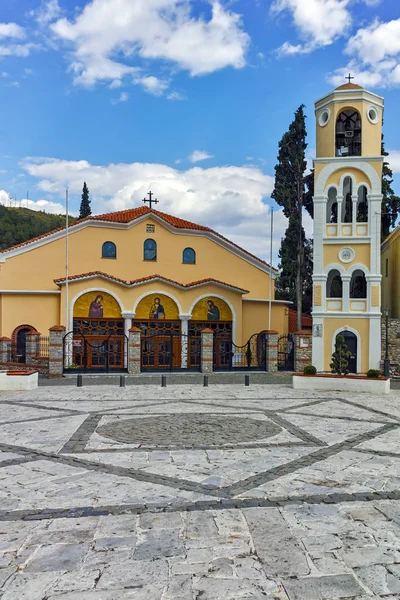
[0,370,38,391]
[293,373,390,394]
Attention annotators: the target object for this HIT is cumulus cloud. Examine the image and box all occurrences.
[189,150,214,163]
[166,91,186,101]
[20,157,290,259]
[388,150,400,174]
[111,91,129,104]
[271,0,351,55]
[0,189,66,214]
[0,23,25,39]
[0,22,37,60]
[134,75,169,96]
[34,0,63,27]
[50,0,249,90]
[327,19,400,88]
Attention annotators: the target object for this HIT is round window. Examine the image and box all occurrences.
[367,106,379,124]
[318,108,330,127]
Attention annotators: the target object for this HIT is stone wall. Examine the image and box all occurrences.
[293,331,312,373]
[381,318,400,377]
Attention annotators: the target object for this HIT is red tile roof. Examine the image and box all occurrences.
[1,206,277,272]
[288,308,312,333]
[54,271,249,293]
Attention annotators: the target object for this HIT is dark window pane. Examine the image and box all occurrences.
[183,247,196,264]
[144,239,157,261]
[102,241,116,258]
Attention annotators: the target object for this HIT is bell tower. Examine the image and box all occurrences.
[312,81,384,373]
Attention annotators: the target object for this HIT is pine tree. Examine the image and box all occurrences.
[381,136,400,242]
[272,105,309,330]
[79,182,91,219]
[330,335,351,376]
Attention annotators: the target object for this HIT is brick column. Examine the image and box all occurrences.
[128,326,141,375]
[49,326,65,378]
[264,330,278,372]
[200,328,213,374]
[0,337,11,363]
[25,332,40,363]
[293,330,313,372]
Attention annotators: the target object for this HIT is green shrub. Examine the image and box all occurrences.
[303,365,317,375]
[366,369,381,378]
[330,335,351,375]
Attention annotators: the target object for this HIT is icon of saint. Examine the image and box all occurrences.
[207,300,220,321]
[89,295,103,318]
[149,297,165,319]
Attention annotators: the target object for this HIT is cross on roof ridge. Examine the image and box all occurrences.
[142,191,159,209]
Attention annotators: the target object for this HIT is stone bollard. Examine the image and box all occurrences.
[48,326,66,378]
[200,328,214,374]
[0,337,12,363]
[128,326,141,375]
[264,330,278,372]
[25,332,40,364]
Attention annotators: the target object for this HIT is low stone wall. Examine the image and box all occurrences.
[293,331,312,373]
[0,358,49,375]
[381,318,400,377]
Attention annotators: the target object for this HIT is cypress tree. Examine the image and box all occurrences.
[272,105,309,330]
[79,182,91,219]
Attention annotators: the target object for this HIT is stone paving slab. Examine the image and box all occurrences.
[0,384,399,598]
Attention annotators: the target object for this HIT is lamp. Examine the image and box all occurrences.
[384,307,390,378]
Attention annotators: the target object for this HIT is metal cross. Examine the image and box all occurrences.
[142,191,159,209]
[346,73,354,84]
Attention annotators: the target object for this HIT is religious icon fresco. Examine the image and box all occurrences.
[191,297,231,321]
[89,295,103,317]
[135,294,179,320]
[74,291,121,319]
[207,300,220,321]
[149,297,165,319]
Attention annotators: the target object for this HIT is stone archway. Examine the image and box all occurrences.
[11,324,37,362]
[189,296,233,369]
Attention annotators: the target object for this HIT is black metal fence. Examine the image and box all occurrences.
[141,333,201,372]
[214,332,267,371]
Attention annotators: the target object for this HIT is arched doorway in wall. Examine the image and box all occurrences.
[133,293,181,370]
[336,330,357,374]
[11,324,37,363]
[189,296,233,369]
[70,291,125,370]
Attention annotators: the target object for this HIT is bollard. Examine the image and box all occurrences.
[203,375,209,387]
[77,374,83,387]
[161,374,167,387]
[245,374,250,387]
[119,375,125,387]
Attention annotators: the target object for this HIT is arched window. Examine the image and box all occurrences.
[350,270,367,298]
[102,241,116,259]
[342,176,353,223]
[357,186,368,222]
[327,270,343,298]
[144,239,157,261]
[183,247,196,264]
[336,109,361,157]
[326,188,338,224]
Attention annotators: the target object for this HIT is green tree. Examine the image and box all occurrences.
[381,136,400,242]
[330,334,351,376]
[272,105,309,329]
[79,182,91,219]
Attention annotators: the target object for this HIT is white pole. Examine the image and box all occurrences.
[65,188,69,333]
[268,207,273,331]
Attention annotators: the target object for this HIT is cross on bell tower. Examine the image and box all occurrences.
[346,73,354,84]
[142,191,159,209]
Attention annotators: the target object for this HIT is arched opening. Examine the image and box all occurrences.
[336,109,361,157]
[11,324,37,362]
[336,331,357,374]
[71,291,125,371]
[350,270,367,298]
[133,294,181,370]
[357,186,368,222]
[326,188,338,223]
[342,176,353,223]
[183,247,196,264]
[327,270,343,298]
[102,241,116,259]
[189,297,233,369]
[144,239,157,261]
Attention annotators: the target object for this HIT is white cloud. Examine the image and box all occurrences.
[167,91,186,101]
[0,23,25,39]
[388,150,400,174]
[20,157,287,259]
[0,189,66,214]
[328,19,400,88]
[272,0,351,55]
[34,0,63,27]
[134,75,169,96]
[189,150,214,163]
[8,81,20,87]
[111,91,129,104]
[0,43,37,58]
[51,0,249,89]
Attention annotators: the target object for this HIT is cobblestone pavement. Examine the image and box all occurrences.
[1,384,400,598]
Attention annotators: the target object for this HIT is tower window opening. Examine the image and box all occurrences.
[336,110,361,157]
[350,270,367,299]
[327,269,343,298]
[357,186,368,223]
[342,177,353,223]
[326,188,338,223]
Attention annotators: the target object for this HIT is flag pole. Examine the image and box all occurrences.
[65,188,69,335]
[268,207,273,332]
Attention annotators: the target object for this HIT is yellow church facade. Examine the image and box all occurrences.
[312,82,384,373]
[381,224,400,318]
[0,206,288,370]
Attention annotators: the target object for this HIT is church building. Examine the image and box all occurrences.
[0,201,289,371]
[312,80,383,373]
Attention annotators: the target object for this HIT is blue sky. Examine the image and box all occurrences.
[0,0,399,259]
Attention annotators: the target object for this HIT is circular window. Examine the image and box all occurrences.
[318,108,330,127]
[367,106,379,124]
[339,247,355,264]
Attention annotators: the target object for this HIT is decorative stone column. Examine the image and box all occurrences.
[342,274,351,312]
[264,330,278,372]
[128,326,141,375]
[352,194,358,236]
[200,328,213,374]
[0,337,11,363]
[49,326,66,378]
[293,330,312,372]
[179,314,191,368]
[25,332,40,363]
[122,312,134,368]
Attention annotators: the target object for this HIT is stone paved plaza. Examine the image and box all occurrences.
[1,383,400,598]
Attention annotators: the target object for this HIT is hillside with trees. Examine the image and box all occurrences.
[0,205,74,251]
